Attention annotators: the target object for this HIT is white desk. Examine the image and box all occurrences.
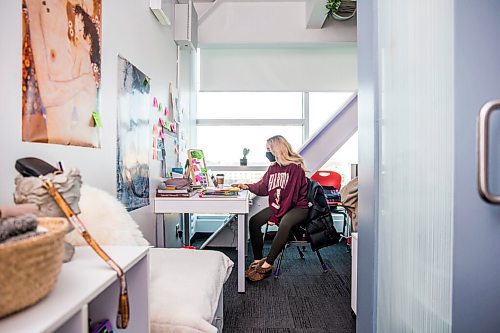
[0,246,149,333]
[154,190,250,293]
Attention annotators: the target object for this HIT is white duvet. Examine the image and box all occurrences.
[149,248,234,333]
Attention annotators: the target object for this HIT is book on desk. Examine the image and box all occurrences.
[157,188,189,194]
[157,177,197,197]
[156,189,198,197]
[200,187,240,197]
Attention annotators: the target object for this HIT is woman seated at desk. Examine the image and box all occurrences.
[232,135,308,282]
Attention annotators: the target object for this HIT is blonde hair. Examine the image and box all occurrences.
[267,135,306,170]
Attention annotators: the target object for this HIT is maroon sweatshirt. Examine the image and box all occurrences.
[247,163,308,224]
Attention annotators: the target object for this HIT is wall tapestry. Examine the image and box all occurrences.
[22,0,102,147]
[117,55,150,211]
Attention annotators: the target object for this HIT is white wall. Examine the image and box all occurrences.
[177,47,196,163]
[196,1,356,46]
[0,0,186,243]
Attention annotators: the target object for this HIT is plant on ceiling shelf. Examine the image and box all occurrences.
[326,0,357,21]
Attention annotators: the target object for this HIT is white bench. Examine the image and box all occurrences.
[149,248,234,333]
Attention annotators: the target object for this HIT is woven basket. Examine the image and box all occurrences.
[0,217,68,318]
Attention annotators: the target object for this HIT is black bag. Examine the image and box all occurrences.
[303,178,341,251]
[15,157,59,177]
[323,186,342,203]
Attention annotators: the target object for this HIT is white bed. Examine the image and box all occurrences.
[149,248,234,333]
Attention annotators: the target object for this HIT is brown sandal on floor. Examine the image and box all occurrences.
[245,257,267,277]
[248,263,274,282]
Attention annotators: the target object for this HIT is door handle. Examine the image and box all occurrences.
[478,100,500,204]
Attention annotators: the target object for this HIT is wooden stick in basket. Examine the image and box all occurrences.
[42,179,130,329]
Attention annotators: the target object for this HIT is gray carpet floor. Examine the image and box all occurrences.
[196,237,356,333]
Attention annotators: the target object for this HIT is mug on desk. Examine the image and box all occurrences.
[216,174,224,188]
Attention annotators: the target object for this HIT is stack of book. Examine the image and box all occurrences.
[200,187,240,197]
[156,185,197,198]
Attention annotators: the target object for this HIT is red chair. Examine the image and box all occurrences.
[311,170,351,249]
[311,170,342,191]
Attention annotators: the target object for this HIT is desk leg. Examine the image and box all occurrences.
[155,213,165,248]
[244,214,248,257]
[183,213,190,246]
[238,213,246,293]
[161,214,167,247]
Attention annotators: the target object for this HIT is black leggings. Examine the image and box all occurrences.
[249,207,309,265]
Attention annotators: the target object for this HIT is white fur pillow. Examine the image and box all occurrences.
[65,184,149,246]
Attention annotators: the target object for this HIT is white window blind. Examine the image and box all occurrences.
[199,46,357,92]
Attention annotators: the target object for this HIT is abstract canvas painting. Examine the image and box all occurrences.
[22,0,102,147]
[117,56,150,211]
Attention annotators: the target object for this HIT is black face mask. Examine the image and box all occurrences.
[266,151,276,162]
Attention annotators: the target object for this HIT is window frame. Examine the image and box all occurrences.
[196,92,309,168]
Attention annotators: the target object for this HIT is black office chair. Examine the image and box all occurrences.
[311,170,351,248]
[262,223,328,279]
[262,178,340,278]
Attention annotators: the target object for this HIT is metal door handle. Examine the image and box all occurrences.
[478,100,500,204]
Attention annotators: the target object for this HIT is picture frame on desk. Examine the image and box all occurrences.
[187,149,209,188]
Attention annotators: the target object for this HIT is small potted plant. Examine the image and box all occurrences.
[240,148,250,166]
[326,0,356,21]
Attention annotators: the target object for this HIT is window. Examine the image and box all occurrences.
[197,125,303,166]
[309,92,358,186]
[197,92,302,119]
[309,92,354,136]
[197,92,304,166]
[196,91,356,171]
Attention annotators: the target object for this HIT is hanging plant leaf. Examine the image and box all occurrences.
[325,0,342,17]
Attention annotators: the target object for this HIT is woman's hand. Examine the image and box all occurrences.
[231,183,249,190]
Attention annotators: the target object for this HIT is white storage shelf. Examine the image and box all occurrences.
[0,246,149,333]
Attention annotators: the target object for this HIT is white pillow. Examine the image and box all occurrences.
[65,184,149,246]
